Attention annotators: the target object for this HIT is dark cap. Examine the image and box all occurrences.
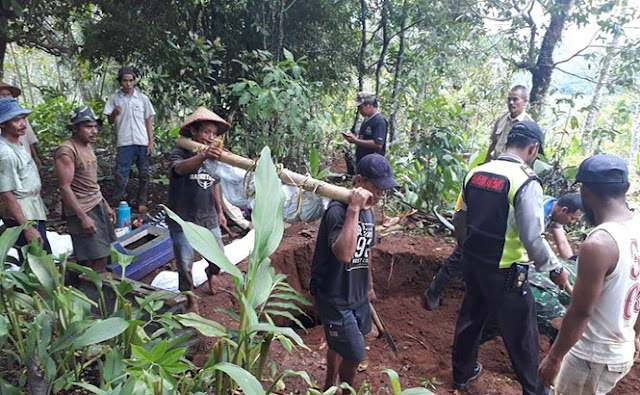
[508,121,545,155]
[575,154,628,184]
[356,154,399,190]
[66,105,103,130]
[117,66,137,80]
[354,91,376,107]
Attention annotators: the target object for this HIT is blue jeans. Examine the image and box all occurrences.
[170,226,224,291]
[114,145,149,204]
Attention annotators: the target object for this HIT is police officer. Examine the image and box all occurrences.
[451,121,569,394]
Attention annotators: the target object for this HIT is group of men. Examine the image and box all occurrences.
[311,87,640,395]
[0,68,232,316]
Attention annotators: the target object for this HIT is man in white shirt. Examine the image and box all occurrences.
[539,154,640,395]
[485,85,534,161]
[103,67,156,213]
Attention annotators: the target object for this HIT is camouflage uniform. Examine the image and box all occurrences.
[529,259,577,341]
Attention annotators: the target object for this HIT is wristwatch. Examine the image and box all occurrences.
[550,266,564,279]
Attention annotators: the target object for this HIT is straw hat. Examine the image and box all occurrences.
[0,81,21,98]
[179,107,231,136]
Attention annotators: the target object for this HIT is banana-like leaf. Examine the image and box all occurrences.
[176,313,228,338]
[163,205,243,283]
[27,253,59,294]
[250,258,275,308]
[382,369,402,395]
[401,389,434,395]
[248,323,307,349]
[250,147,285,267]
[72,317,129,350]
[211,362,265,395]
[0,224,24,266]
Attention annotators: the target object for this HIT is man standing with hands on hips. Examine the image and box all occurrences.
[104,66,156,213]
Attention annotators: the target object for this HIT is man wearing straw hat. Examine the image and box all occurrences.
[0,97,51,256]
[167,107,230,313]
[0,81,42,169]
[103,67,156,213]
[54,106,116,272]
[310,153,399,390]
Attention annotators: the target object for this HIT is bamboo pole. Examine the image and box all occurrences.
[176,136,371,207]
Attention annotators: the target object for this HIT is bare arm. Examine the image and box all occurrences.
[174,145,222,176]
[214,183,226,228]
[484,139,496,162]
[343,134,383,150]
[331,188,372,264]
[55,154,97,233]
[0,191,42,243]
[145,116,154,155]
[107,112,117,125]
[551,227,573,260]
[539,230,618,386]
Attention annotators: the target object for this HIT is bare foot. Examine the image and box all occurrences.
[186,295,200,315]
[208,275,223,295]
[138,205,148,214]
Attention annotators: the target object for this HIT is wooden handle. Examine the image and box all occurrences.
[369,303,386,335]
[176,136,374,208]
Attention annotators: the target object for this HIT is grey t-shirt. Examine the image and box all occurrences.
[0,135,47,221]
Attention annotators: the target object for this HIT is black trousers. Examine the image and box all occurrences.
[452,259,548,395]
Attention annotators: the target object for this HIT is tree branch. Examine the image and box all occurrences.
[555,67,598,84]
[553,29,601,66]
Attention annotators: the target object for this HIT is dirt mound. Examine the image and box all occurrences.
[265,223,640,394]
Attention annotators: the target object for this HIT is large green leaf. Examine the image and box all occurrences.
[401,389,434,395]
[211,362,265,395]
[72,317,129,349]
[382,369,402,395]
[250,147,285,265]
[250,258,275,308]
[163,206,243,283]
[176,313,228,338]
[51,320,93,353]
[248,323,307,349]
[27,253,59,294]
[0,224,25,265]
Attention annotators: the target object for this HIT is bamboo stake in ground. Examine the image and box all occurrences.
[176,137,372,208]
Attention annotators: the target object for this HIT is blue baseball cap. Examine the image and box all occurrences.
[356,154,399,190]
[0,97,31,124]
[508,121,545,155]
[575,154,628,184]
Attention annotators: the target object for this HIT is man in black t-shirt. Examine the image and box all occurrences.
[167,107,231,314]
[343,91,388,165]
[310,153,398,390]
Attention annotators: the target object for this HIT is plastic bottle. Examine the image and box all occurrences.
[116,201,132,231]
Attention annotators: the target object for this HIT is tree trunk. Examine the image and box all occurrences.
[629,96,640,162]
[584,3,626,152]
[0,26,6,79]
[388,0,407,143]
[272,0,284,61]
[374,0,390,97]
[529,0,574,114]
[351,0,368,134]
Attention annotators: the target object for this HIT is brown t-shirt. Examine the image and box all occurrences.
[54,138,103,216]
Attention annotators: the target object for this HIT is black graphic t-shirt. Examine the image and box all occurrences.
[167,146,219,231]
[310,201,376,309]
[355,112,388,164]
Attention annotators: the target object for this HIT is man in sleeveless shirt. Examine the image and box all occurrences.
[540,154,640,395]
[54,106,116,272]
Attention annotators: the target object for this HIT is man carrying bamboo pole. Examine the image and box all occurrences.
[310,153,398,390]
[167,107,230,314]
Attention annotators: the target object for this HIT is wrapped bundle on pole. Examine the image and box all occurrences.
[175,136,372,208]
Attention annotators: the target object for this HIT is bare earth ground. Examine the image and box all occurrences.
[38,155,640,394]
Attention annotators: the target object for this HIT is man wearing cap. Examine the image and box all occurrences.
[451,120,569,394]
[54,106,116,272]
[343,92,388,165]
[540,154,640,395]
[103,66,156,213]
[310,153,398,390]
[0,81,42,169]
[485,85,534,161]
[0,97,51,255]
[167,107,230,314]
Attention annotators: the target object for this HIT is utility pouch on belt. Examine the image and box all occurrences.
[505,263,529,292]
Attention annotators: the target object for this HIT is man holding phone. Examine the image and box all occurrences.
[342,92,388,165]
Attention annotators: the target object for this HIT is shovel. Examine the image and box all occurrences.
[369,303,399,356]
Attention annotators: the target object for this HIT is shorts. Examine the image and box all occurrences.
[316,297,371,362]
[67,201,116,261]
[553,352,633,395]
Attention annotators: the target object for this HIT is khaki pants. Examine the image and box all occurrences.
[552,352,633,395]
